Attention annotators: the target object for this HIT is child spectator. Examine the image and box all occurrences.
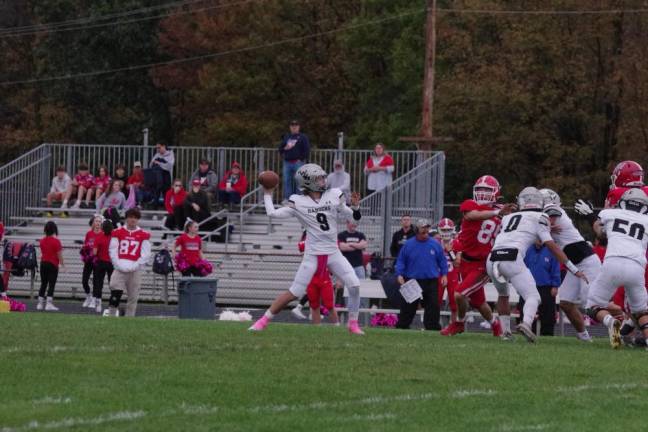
[96,180,126,212]
[92,220,114,313]
[113,164,128,184]
[217,161,248,205]
[37,221,64,311]
[164,179,187,230]
[67,163,95,210]
[46,166,72,214]
[127,161,148,204]
[93,166,111,202]
[173,220,205,276]
[81,215,103,309]
[107,208,151,317]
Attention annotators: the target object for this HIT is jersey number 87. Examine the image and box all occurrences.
[119,240,141,256]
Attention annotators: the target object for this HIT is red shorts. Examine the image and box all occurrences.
[307,275,334,310]
[457,260,488,308]
[439,271,458,312]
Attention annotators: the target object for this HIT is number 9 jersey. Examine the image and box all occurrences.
[457,199,501,261]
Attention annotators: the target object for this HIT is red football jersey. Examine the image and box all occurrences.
[111,227,151,262]
[605,186,648,208]
[457,199,500,261]
[176,233,202,265]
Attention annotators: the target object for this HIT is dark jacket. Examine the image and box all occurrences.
[279,133,310,161]
[390,228,416,257]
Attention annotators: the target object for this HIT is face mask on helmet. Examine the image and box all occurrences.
[473,186,497,205]
[296,164,327,193]
[439,228,455,240]
[539,188,561,207]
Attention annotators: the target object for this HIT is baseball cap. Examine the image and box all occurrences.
[133,161,142,168]
[415,218,432,228]
[289,119,300,125]
[192,179,201,186]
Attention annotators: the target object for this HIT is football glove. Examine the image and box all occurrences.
[574,199,594,216]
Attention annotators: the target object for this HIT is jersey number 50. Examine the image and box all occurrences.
[477,220,498,244]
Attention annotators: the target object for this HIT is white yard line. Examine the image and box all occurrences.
[31,397,71,405]
[1,411,146,432]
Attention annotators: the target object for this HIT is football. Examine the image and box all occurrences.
[258,170,280,189]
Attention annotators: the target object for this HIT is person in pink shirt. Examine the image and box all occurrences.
[67,163,95,209]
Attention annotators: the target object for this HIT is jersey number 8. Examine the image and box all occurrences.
[477,220,498,244]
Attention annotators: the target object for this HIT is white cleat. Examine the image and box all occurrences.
[608,319,622,349]
[291,305,307,320]
[517,322,537,343]
[576,333,593,343]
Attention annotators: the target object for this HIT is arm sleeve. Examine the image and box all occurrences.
[395,244,407,277]
[137,239,151,267]
[264,194,293,218]
[109,237,121,271]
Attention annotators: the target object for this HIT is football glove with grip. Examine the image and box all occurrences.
[574,199,597,225]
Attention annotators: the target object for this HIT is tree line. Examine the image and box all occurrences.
[1,0,647,205]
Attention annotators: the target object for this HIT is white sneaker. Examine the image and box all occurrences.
[45,300,59,311]
[82,296,93,308]
[60,202,68,210]
[71,201,81,209]
[94,298,102,313]
[291,305,307,320]
[576,332,593,343]
[479,320,492,329]
[103,308,119,317]
[36,297,45,311]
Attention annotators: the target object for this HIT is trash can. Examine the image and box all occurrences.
[178,277,218,320]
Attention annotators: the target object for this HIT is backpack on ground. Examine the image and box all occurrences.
[152,249,174,275]
[3,241,16,264]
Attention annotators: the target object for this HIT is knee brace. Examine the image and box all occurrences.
[109,290,123,307]
[586,306,606,322]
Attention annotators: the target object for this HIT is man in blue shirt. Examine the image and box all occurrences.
[278,120,310,202]
[395,218,448,330]
[521,240,562,336]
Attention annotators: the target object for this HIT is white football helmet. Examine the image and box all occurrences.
[517,187,544,210]
[539,188,561,207]
[295,164,327,193]
[619,188,648,214]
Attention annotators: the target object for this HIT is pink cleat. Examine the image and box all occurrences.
[248,316,270,332]
[347,319,365,335]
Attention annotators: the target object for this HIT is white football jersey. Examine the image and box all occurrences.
[545,205,585,248]
[599,208,648,267]
[491,210,553,259]
[264,187,353,255]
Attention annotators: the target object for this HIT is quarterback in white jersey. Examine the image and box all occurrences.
[587,188,648,349]
[540,188,601,342]
[249,164,365,335]
[487,187,587,342]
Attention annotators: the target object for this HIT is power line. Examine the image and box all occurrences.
[0,8,425,86]
[0,0,206,34]
[0,0,264,38]
[437,7,648,15]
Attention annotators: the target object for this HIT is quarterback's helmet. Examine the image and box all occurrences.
[295,164,327,193]
[473,175,500,205]
[517,187,544,210]
[619,188,648,214]
[611,161,644,188]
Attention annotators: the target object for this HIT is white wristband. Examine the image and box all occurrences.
[566,261,578,274]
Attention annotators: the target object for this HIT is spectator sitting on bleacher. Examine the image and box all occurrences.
[188,158,219,199]
[164,179,187,230]
[113,164,128,184]
[96,180,126,212]
[183,179,210,227]
[217,161,247,206]
[66,163,95,210]
[127,161,150,204]
[93,166,111,202]
[46,166,72,215]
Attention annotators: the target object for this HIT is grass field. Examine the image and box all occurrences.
[1,314,647,432]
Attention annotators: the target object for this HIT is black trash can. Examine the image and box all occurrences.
[178,277,218,320]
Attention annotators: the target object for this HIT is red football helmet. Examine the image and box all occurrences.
[611,161,644,188]
[473,175,500,205]
[437,218,456,240]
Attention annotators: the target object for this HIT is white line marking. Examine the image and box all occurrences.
[1,411,146,432]
[31,397,71,405]
[451,389,497,398]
